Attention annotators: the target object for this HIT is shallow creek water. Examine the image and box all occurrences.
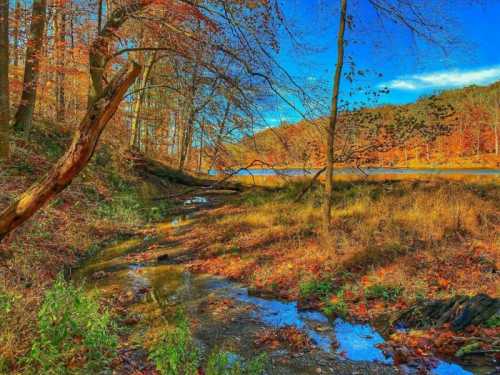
[72,197,483,375]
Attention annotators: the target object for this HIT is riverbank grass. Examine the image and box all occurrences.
[189,178,498,313]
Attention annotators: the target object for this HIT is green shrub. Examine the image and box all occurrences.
[149,311,268,375]
[206,351,267,375]
[322,290,348,318]
[365,284,403,302]
[299,279,333,299]
[148,311,199,375]
[240,190,272,207]
[26,275,117,374]
[0,291,14,317]
[485,313,500,328]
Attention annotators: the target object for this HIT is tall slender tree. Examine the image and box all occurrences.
[322,0,347,235]
[54,0,66,122]
[130,52,157,149]
[0,0,9,160]
[13,0,48,133]
[12,0,22,66]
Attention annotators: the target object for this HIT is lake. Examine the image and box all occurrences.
[210,167,500,177]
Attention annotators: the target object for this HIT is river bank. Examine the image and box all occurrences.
[71,191,492,374]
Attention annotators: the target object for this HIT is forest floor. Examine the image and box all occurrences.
[0,121,498,373]
[0,121,183,371]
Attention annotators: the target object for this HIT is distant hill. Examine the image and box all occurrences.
[218,81,500,169]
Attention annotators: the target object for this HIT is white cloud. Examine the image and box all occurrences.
[380,66,500,91]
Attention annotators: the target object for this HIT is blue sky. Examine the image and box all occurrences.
[263,0,500,127]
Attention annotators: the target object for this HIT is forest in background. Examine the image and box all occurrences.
[2,0,498,177]
[223,81,500,170]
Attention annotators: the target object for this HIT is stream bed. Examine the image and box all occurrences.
[72,197,488,374]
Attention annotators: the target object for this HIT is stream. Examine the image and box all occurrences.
[72,196,488,375]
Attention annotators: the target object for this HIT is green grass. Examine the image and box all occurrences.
[24,274,117,374]
[485,313,500,328]
[206,351,267,375]
[148,310,200,375]
[299,279,334,299]
[149,310,268,375]
[365,284,403,302]
[322,292,348,318]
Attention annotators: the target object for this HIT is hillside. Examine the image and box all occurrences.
[0,121,198,369]
[219,82,500,169]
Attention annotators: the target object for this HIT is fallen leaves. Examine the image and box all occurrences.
[254,326,314,352]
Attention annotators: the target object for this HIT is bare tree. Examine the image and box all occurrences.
[0,0,286,242]
[0,0,8,160]
[322,0,347,234]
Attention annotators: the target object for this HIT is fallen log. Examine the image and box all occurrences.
[396,294,499,331]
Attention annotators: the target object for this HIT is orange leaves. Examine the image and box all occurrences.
[353,302,368,318]
[360,276,371,287]
[436,277,450,289]
[254,326,313,352]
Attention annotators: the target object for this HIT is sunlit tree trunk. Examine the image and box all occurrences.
[0,0,151,241]
[0,0,9,160]
[0,63,140,241]
[130,52,156,149]
[322,0,347,236]
[55,0,66,122]
[197,123,204,173]
[13,0,47,133]
[178,112,195,171]
[493,94,499,156]
[12,0,22,66]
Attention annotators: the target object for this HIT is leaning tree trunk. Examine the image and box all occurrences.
[13,0,48,133]
[0,0,9,160]
[322,0,347,235]
[0,63,140,241]
[0,0,152,242]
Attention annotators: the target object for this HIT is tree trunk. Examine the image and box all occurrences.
[0,0,9,160]
[129,52,156,149]
[13,0,47,133]
[494,96,499,156]
[0,0,154,241]
[0,63,140,241]
[476,126,481,157]
[197,123,204,173]
[322,0,347,235]
[12,0,21,66]
[55,0,66,122]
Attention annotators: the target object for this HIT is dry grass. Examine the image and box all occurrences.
[188,178,499,318]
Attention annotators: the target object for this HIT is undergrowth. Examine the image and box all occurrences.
[149,310,267,375]
[24,275,117,374]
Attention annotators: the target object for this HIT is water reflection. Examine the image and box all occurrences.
[205,278,474,374]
